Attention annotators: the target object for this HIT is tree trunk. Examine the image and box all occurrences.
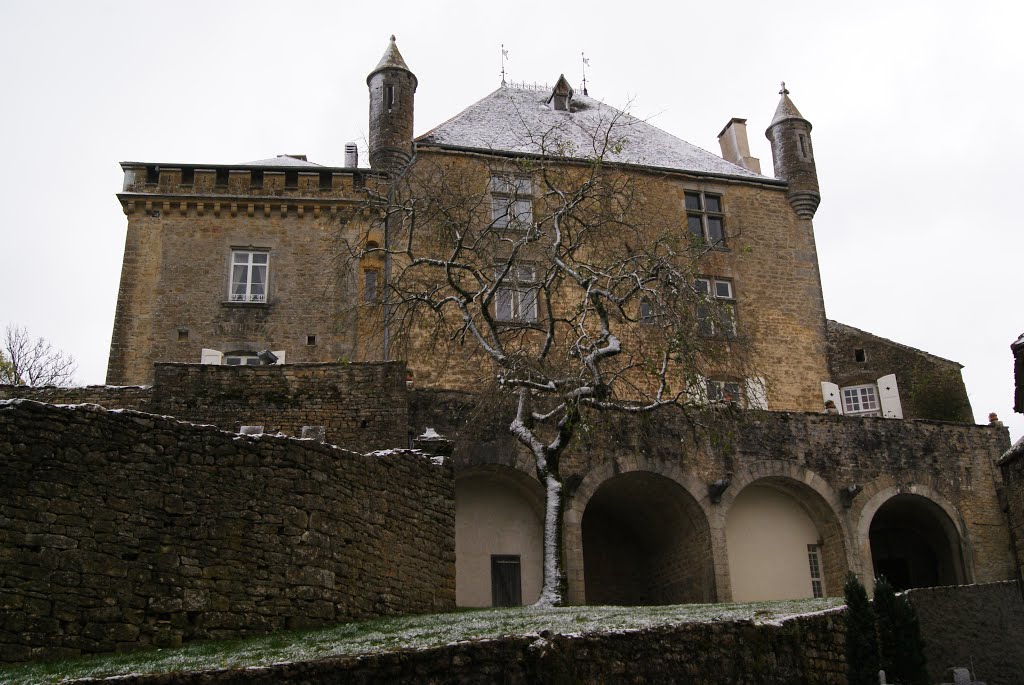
[535,469,567,607]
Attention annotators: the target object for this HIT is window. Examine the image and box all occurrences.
[215,169,229,187]
[694,277,736,337]
[284,171,298,189]
[639,297,658,324]
[707,379,742,405]
[250,170,264,189]
[842,384,880,416]
[230,250,269,303]
[225,354,261,366]
[385,83,396,110]
[364,270,380,302]
[491,176,533,230]
[495,265,538,322]
[684,191,725,245]
[807,544,824,598]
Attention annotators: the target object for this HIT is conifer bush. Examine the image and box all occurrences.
[844,572,879,685]
[874,576,928,685]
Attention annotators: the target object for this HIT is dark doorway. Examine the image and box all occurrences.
[491,555,522,607]
[869,494,965,591]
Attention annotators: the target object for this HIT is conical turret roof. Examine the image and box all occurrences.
[367,35,417,86]
[768,83,809,129]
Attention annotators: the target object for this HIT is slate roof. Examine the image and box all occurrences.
[416,86,771,180]
[243,155,324,168]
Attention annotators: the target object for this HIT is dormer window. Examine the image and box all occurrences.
[548,74,574,112]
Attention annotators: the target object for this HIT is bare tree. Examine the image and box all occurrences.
[353,108,759,606]
[1,325,77,387]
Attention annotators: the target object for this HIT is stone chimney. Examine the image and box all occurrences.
[717,118,761,174]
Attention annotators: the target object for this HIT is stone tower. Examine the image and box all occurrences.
[367,35,417,171]
[765,84,820,219]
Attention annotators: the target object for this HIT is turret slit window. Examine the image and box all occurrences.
[695,277,736,338]
[495,265,538,323]
[230,250,269,303]
[491,176,533,230]
[685,191,725,245]
[385,84,396,110]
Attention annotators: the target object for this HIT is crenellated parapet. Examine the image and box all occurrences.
[118,162,382,217]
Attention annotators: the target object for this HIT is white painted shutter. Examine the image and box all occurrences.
[200,348,223,365]
[877,374,903,419]
[691,375,709,404]
[821,381,843,415]
[746,377,768,410]
[272,350,286,365]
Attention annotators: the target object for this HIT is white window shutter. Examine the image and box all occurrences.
[201,348,223,365]
[821,381,843,414]
[690,375,709,405]
[877,374,902,419]
[272,350,286,365]
[746,377,768,410]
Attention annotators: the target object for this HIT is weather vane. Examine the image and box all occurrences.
[501,44,509,87]
[581,52,590,96]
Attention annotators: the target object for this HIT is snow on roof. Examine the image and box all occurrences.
[416,86,771,180]
[243,155,324,168]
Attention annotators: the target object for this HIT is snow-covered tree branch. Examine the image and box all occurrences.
[1,325,77,387]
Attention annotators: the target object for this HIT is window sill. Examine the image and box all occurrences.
[221,300,271,309]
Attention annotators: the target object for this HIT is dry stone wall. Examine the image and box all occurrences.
[0,361,410,453]
[904,581,1024,685]
[0,399,454,664]
[63,609,847,684]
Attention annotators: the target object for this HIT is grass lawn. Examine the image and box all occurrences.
[0,597,844,684]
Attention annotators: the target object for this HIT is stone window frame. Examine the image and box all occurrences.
[228,248,270,304]
[706,378,743,406]
[684,190,726,246]
[694,276,737,338]
[495,264,539,324]
[490,175,534,231]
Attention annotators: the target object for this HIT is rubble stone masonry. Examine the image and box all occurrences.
[0,399,454,664]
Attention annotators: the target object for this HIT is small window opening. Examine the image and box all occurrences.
[385,84,396,110]
[364,270,380,302]
[319,172,333,190]
[251,170,264,188]
[306,335,317,346]
[177,329,189,342]
[145,165,160,184]
[180,168,194,186]
[285,171,298,189]
[215,169,229,187]
[855,348,867,363]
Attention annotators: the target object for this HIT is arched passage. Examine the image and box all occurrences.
[868,493,966,590]
[455,465,545,607]
[582,471,713,605]
[725,480,844,602]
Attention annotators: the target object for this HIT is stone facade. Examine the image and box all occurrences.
[0,399,454,664]
[999,444,1024,581]
[107,162,380,386]
[827,319,973,422]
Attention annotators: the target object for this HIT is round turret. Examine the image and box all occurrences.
[765,83,820,219]
[367,36,417,172]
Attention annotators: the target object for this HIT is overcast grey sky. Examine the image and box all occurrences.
[1,0,1021,439]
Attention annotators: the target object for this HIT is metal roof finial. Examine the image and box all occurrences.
[779,81,789,96]
[501,44,509,87]
[581,51,590,96]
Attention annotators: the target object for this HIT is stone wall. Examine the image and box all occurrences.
[64,609,847,684]
[999,444,1024,582]
[905,581,1024,685]
[827,319,973,422]
[413,390,1016,603]
[0,361,410,453]
[0,399,454,664]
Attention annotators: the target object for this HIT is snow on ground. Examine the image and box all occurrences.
[1,598,844,684]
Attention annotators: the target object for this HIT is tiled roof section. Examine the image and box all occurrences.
[244,155,324,168]
[416,87,771,180]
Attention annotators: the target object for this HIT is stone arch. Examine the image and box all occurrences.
[718,461,851,602]
[454,464,545,607]
[565,456,715,605]
[857,484,972,591]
